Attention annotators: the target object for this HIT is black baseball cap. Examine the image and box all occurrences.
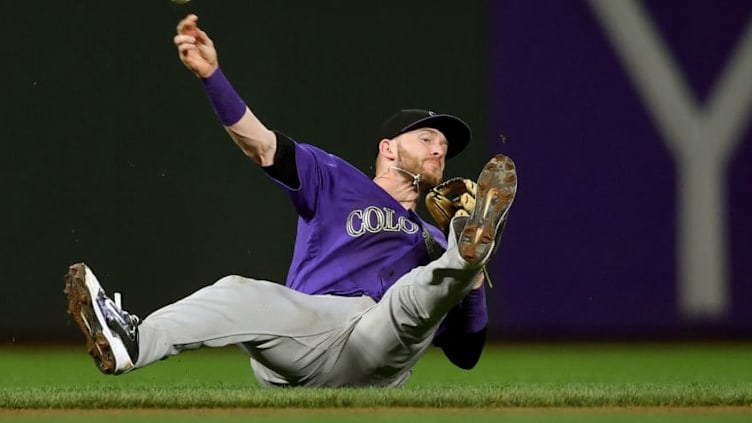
[377,109,471,159]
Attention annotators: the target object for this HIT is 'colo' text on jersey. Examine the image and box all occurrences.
[268,141,447,301]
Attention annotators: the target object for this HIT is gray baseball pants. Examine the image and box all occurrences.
[134,221,481,387]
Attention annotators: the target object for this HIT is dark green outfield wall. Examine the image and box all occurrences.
[0,1,488,341]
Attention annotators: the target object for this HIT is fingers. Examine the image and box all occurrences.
[174,34,198,62]
[174,32,215,62]
[464,179,477,195]
[195,29,214,47]
[176,14,199,35]
[176,42,197,57]
[173,14,218,78]
[458,192,475,211]
[174,15,213,49]
[174,34,196,46]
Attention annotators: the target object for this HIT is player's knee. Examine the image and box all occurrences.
[214,274,245,287]
[214,275,268,291]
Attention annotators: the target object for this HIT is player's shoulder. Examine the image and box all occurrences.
[296,143,368,178]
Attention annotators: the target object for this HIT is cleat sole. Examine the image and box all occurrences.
[64,263,117,374]
[459,155,517,265]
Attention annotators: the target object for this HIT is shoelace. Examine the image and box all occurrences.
[96,292,141,339]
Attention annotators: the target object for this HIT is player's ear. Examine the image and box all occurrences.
[378,139,397,160]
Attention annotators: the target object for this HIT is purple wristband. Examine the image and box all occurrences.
[462,285,488,333]
[201,67,247,126]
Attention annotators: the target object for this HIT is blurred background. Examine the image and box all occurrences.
[0,0,750,344]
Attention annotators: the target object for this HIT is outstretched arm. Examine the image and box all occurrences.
[174,14,276,166]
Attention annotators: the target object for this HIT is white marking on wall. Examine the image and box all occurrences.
[588,0,752,319]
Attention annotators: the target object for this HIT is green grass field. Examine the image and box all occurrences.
[1,343,751,422]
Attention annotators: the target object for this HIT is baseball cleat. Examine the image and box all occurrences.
[459,154,517,266]
[64,263,140,375]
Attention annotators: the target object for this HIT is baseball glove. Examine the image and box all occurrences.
[425,177,477,235]
[425,177,493,288]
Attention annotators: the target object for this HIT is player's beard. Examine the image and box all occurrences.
[396,145,444,191]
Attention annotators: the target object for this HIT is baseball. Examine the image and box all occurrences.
[172,0,191,4]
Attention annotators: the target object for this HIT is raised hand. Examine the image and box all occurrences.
[174,14,218,78]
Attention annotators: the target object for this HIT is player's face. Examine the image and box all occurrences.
[396,128,448,190]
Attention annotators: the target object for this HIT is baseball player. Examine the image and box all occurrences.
[64,14,518,387]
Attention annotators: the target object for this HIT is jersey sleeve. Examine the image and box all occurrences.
[262,131,300,189]
[263,131,342,221]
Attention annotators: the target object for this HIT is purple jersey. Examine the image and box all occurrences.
[268,141,447,301]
